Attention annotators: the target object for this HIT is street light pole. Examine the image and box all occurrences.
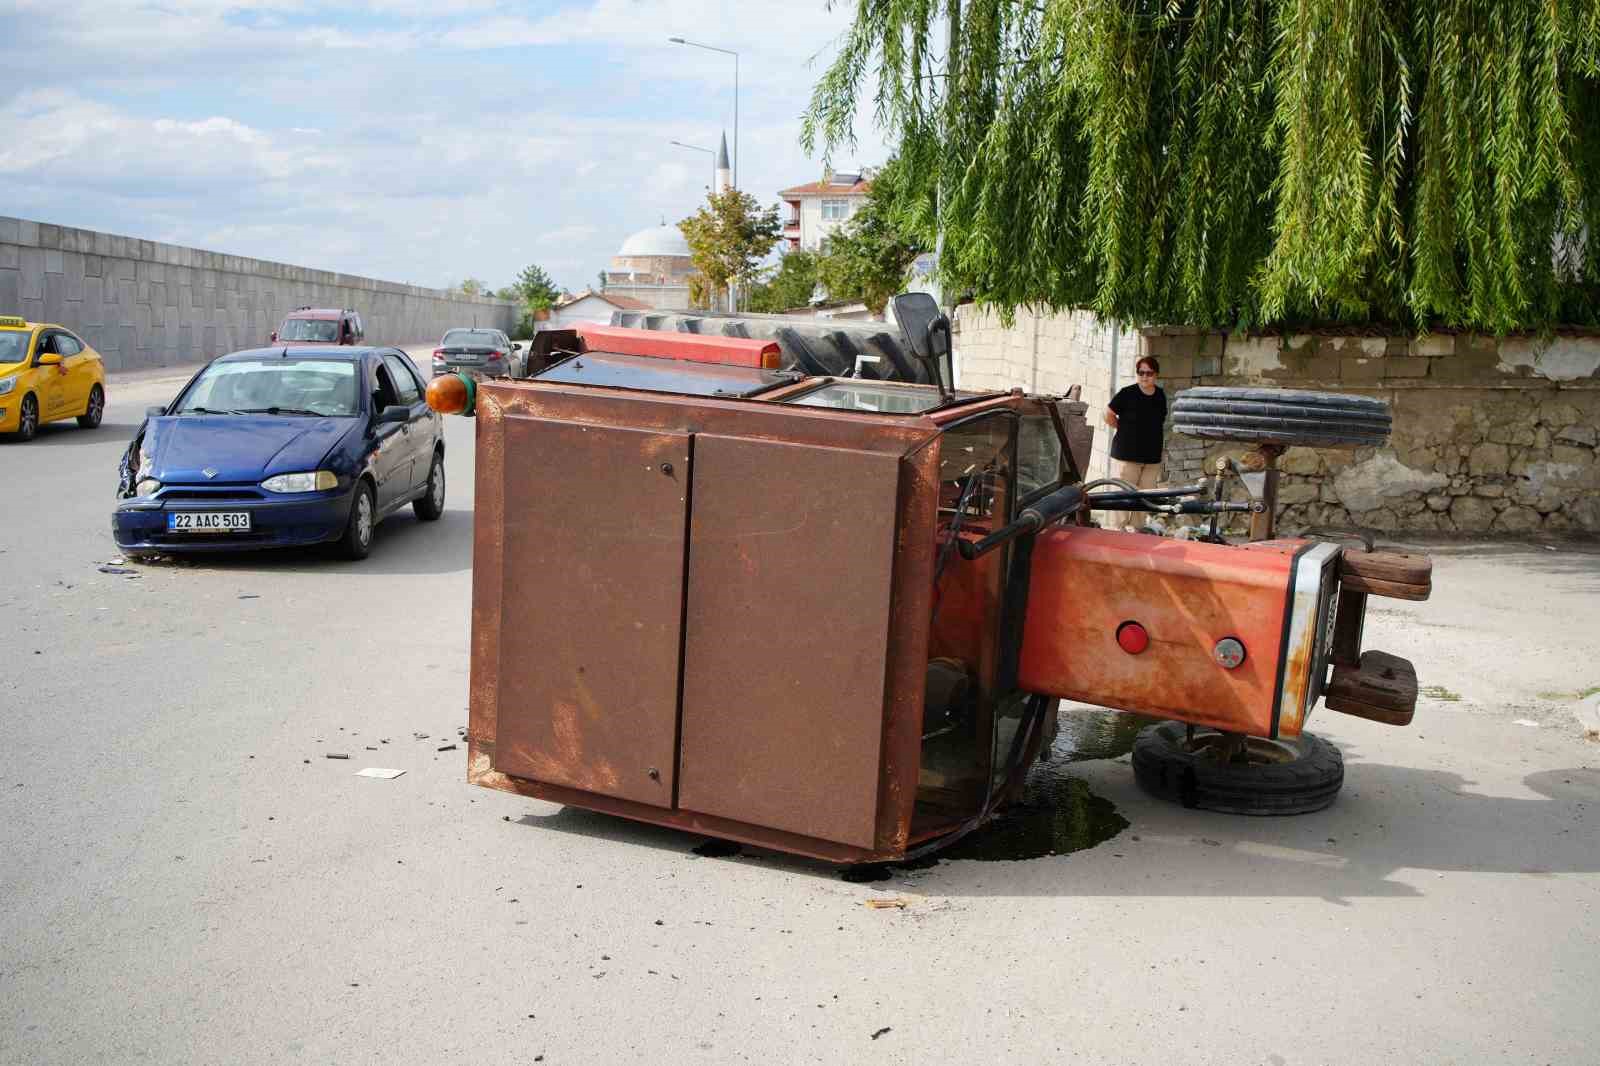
[669,139,716,192]
[668,36,738,189]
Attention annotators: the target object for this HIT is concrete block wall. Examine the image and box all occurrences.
[954,304,1145,478]
[0,216,518,371]
[952,304,1600,534]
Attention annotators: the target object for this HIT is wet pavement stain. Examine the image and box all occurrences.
[885,707,1154,870]
[937,771,1129,862]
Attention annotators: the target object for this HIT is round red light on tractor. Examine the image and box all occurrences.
[1115,621,1150,655]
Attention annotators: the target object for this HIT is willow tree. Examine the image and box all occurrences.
[804,0,1600,331]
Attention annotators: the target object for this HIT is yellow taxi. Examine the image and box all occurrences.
[0,316,107,441]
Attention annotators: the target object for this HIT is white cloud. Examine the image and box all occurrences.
[1,1,896,295]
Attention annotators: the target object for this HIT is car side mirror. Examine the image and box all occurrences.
[377,404,410,424]
[146,405,167,417]
[512,342,523,352]
[36,353,62,366]
[269,331,278,343]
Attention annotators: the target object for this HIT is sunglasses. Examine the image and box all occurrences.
[1136,370,1157,377]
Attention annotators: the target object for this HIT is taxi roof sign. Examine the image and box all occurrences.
[0,315,28,329]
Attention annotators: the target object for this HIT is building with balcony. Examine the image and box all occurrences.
[778,166,876,251]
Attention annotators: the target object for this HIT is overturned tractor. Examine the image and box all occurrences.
[429,293,1429,862]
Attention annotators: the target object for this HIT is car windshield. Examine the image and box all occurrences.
[0,331,28,364]
[279,318,341,342]
[442,329,500,347]
[174,359,360,416]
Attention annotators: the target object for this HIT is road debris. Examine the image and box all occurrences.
[864,898,909,910]
[238,594,260,600]
[97,566,139,576]
[1514,719,1541,728]
[437,743,457,752]
[871,1027,892,1040]
[356,768,406,780]
[325,753,350,760]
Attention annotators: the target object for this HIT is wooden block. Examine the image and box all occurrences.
[1342,550,1432,587]
[1339,573,1431,601]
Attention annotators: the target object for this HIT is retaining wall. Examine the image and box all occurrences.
[0,216,517,371]
[953,305,1600,534]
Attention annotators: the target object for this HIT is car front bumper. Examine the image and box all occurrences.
[112,484,358,552]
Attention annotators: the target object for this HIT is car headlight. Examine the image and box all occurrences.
[261,470,339,493]
[0,377,16,395]
[136,478,162,496]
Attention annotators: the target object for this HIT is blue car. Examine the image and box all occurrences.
[113,346,445,560]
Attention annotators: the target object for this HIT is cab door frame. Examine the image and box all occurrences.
[31,329,70,422]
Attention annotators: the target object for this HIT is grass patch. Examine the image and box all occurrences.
[1537,685,1600,702]
[1421,685,1462,702]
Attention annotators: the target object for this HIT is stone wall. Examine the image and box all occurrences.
[0,215,517,372]
[952,305,1600,534]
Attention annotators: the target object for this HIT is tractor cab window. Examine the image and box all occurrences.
[1017,411,1066,501]
[785,379,960,415]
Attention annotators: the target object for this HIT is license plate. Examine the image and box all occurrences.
[168,511,252,532]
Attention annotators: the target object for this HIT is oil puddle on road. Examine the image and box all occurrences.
[937,769,1129,862]
[843,708,1153,876]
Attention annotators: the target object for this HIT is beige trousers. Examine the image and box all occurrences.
[1107,459,1162,530]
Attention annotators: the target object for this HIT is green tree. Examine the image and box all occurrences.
[813,161,925,315]
[746,249,822,313]
[679,187,782,309]
[456,277,487,297]
[513,263,562,312]
[804,0,1600,332]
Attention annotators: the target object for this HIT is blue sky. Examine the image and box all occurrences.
[0,0,890,293]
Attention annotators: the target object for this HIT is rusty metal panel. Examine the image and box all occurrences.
[1018,529,1299,737]
[677,434,903,849]
[490,415,690,807]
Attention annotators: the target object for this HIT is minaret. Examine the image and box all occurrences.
[715,131,732,194]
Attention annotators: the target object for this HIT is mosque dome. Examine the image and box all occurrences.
[616,224,691,259]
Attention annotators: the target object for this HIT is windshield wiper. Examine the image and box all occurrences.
[178,406,245,415]
[235,406,325,416]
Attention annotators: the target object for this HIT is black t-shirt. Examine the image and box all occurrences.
[1108,384,1168,464]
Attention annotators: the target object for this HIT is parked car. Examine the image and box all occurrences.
[431,327,521,379]
[0,315,107,441]
[113,346,443,560]
[269,307,364,346]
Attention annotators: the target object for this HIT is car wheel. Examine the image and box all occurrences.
[1131,721,1344,815]
[413,451,445,520]
[338,481,376,560]
[77,384,105,429]
[1172,387,1391,449]
[14,393,39,441]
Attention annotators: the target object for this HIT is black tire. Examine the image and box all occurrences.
[1131,721,1344,815]
[1172,386,1391,448]
[413,451,445,520]
[14,393,39,441]
[77,384,105,429]
[337,481,376,560]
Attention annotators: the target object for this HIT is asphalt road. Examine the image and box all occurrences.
[3,363,1597,1065]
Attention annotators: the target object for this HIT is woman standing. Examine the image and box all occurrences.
[1103,356,1167,530]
